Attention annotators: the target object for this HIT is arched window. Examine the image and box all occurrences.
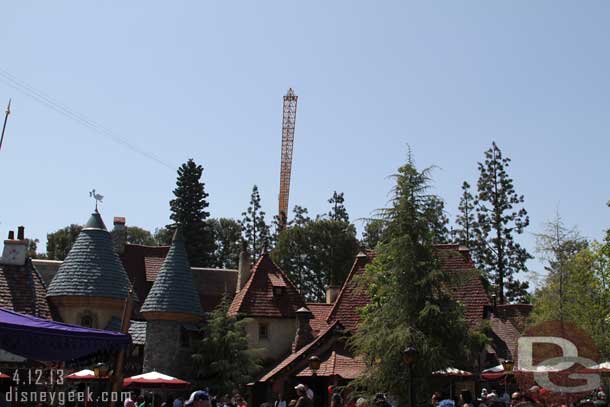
[81,315,93,328]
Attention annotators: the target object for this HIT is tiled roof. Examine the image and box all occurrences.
[128,320,147,345]
[144,257,165,282]
[259,321,343,382]
[488,304,533,362]
[326,251,374,332]
[0,259,51,319]
[493,304,532,332]
[306,303,332,336]
[327,246,491,332]
[141,229,203,318]
[105,316,122,332]
[192,268,238,312]
[297,350,365,379]
[47,212,131,300]
[228,253,306,317]
[120,244,169,305]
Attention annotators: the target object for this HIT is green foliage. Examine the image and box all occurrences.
[473,142,531,304]
[273,205,359,300]
[114,226,156,246]
[362,219,386,250]
[168,159,216,266]
[454,181,476,248]
[26,238,41,258]
[46,224,83,260]
[532,239,610,357]
[210,218,242,269]
[192,296,261,394]
[240,185,271,260]
[153,227,173,245]
[328,191,349,222]
[350,155,471,405]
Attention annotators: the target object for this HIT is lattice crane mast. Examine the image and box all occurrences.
[278,88,298,231]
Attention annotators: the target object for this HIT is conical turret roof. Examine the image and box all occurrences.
[141,228,203,320]
[47,211,131,300]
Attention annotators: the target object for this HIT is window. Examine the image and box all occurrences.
[273,286,286,297]
[259,323,269,340]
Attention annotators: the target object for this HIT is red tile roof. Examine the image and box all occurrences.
[326,246,491,332]
[297,350,365,379]
[306,302,332,336]
[228,253,306,317]
[120,244,169,304]
[1,260,51,319]
[144,256,165,282]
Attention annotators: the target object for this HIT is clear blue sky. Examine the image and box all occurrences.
[1,1,608,286]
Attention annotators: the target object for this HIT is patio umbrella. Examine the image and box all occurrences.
[0,372,9,379]
[65,369,103,380]
[124,371,190,407]
[481,364,509,380]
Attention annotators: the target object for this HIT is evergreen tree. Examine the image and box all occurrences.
[167,159,216,266]
[328,191,349,222]
[454,181,476,248]
[192,296,261,394]
[210,218,242,269]
[240,185,271,259]
[362,219,386,250]
[474,142,531,304]
[350,156,471,404]
[425,195,450,243]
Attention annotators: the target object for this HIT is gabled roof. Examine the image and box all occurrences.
[228,253,306,317]
[296,350,365,379]
[0,259,51,319]
[141,229,203,319]
[306,303,332,336]
[326,246,491,332]
[47,211,131,300]
[259,321,344,382]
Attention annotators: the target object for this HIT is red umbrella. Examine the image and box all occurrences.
[0,372,9,379]
[123,371,190,388]
[432,368,473,377]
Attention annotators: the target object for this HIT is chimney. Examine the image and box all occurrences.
[237,241,251,292]
[292,307,314,353]
[112,217,127,254]
[325,285,340,304]
[1,227,27,266]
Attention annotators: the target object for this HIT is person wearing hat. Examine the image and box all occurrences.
[186,391,211,407]
[295,384,313,407]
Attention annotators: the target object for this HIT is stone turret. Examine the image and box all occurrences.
[292,307,314,353]
[46,211,131,329]
[141,227,202,378]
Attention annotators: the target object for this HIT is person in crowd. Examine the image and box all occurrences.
[173,397,184,407]
[438,395,456,407]
[137,394,147,407]
[374,394,390,407]
[185,391,211,407]
[459,390,474,407]
[332,392,344,407]
[289,400,297,407]
[275,393,287,407]
[124,391,136,407]
[295,384,313,407]
[481,390,489,401]
[432,392,442,407]
[304,385,314,401]
[234,394,247,407]
[355,398,368,407]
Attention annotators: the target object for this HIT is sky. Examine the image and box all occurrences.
[0,1,608,287]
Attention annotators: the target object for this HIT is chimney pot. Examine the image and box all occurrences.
[113,217,126,225]
[17,226,24,240]
[7,231,14,240]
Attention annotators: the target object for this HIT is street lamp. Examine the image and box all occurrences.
[502,359,514,372]
[309,356,321,376]
[402,346,418,407]
[93,362,109,378]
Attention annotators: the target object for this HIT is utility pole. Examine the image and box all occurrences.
[0,99,11,152]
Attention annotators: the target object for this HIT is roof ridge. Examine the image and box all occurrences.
[326,254,369,324]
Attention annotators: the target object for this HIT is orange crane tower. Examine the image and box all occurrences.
[278,88,298,231]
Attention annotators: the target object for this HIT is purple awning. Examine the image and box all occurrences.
[0,308,131,361]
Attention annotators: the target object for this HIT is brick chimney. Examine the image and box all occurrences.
[1,228,27,266]
[292,307,314,353]
[112,217,127,254]
[237,241,251,292]
[325,285,340,304]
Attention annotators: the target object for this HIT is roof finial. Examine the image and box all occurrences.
[89,189,104,212]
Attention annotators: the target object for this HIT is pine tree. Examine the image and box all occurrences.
[210,218,242,269]
[351,156,471,404]
[454,181,476,248]
[240,185,270,260]
[167,159,216,266]
[328,191,349,222]
[474,142,531,304]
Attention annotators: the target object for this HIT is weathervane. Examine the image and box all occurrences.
[89,189,104,211]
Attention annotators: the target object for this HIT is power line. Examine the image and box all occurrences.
[0,67,174,170]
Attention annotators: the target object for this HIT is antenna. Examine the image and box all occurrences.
[278,88,298,231]
[0,99,11,152]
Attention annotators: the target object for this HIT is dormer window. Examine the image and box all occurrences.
[273,286,286,297]
[259,323,269,340]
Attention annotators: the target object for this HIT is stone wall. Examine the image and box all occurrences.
[143,320,194,379]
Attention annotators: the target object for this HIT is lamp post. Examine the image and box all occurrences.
[501,359,514,395]
[403,346,418,407]
[309,355,321,376]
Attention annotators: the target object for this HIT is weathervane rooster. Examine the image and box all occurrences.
[89,189,104,211]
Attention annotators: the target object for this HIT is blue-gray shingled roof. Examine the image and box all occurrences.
[140,228,203,318]
[128,320,147,345]
[46,212,131,300]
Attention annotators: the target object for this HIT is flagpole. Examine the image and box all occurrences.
[0,99,11,152]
